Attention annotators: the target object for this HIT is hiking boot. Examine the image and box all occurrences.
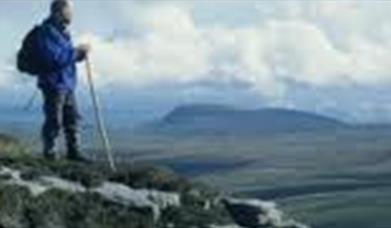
[43,151,58,161]
[66,153,91,163]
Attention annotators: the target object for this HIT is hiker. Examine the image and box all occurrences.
[17,0,91,161]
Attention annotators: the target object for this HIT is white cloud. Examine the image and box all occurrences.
[81,1,391,93]
[3,0,391,121]
[80,3,210,89]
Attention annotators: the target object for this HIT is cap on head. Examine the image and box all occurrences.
[50,0,74,25]
[50,0,72,14]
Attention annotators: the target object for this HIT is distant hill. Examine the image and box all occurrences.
[137,104,350,136]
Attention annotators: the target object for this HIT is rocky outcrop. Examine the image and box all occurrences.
[93,182,180,222]
[222,198,309,228]
[0,157,309,228]
[0,166,180,222]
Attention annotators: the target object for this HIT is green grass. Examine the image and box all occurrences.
[280,188,391,228]
[0,133,29,159]
[0,141,234,228]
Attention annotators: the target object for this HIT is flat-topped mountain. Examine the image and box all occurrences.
[139,104,348,136]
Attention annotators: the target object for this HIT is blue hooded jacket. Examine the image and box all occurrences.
[37,17,84,92]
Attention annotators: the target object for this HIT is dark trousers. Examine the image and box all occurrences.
[41,88,81,157]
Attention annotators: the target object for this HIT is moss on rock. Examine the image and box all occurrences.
[0,156,233,228]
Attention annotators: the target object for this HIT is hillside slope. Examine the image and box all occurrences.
[0,135,309,228]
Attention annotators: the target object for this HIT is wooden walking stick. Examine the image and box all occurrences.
[23,90,38,111]
[85,55,116,172]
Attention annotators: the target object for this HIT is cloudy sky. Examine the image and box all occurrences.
[1,0,391,123]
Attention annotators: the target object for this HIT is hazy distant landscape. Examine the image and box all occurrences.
[2,104,391,228]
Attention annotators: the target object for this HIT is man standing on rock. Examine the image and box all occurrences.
[18,0,90,161]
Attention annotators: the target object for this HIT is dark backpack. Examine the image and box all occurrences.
[17,26,43,76]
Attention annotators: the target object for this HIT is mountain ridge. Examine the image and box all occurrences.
[138,104,350,136]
